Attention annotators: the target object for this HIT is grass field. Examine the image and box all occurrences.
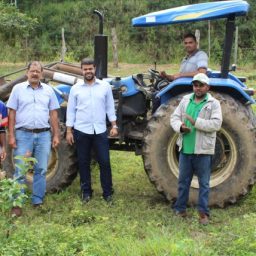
[0,63,256,256]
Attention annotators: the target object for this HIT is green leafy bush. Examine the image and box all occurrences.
[0,155,36,239]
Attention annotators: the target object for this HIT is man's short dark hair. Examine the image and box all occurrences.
[27,61,43,71]
[81,58,96,68]
[183,33,197,42]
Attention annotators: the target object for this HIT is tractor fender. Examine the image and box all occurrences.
[156,77,255,105]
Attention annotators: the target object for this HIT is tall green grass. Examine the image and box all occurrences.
[1,151,256,255]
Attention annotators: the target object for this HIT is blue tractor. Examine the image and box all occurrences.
[108,0,256,207]
[1,1,255,207]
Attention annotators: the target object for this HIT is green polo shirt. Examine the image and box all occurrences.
[182,93,208,154]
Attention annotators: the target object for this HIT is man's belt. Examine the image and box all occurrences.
[16,127,51,133]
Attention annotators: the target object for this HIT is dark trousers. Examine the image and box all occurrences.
[74,129,113,198]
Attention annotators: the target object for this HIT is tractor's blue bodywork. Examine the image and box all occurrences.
[156,70,255,105]
[55,70,255,107]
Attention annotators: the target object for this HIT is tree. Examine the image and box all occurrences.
[0,3,37,44]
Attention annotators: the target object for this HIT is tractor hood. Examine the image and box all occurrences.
[132,0,249,27]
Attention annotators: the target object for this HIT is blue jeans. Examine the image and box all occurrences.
[74,129,113,198]
[174,153,212,215]
[14,130,51,204]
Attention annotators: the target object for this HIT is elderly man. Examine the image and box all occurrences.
[7,61,60,216]
[170,73,222,225]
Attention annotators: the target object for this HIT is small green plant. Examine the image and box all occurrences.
[0,155,37,213]
[0,154,37,238]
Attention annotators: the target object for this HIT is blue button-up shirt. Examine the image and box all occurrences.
[180,50,208,73]
[66,78,116,134]
[7,81,60,129]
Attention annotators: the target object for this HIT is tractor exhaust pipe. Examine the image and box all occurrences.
[93,10,108,79]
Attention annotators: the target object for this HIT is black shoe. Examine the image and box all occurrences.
[103,195,112,203]
[33,203,43,208]
[82,194,91,203]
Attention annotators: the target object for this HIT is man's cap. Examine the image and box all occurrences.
[192,73,209,85]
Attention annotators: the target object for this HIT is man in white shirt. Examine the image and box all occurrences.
[66,58,118,203]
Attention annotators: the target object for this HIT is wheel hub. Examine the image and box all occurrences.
[167,128,237,188]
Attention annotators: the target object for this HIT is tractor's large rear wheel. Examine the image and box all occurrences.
[3,123,78,192]
[142,93,256,207]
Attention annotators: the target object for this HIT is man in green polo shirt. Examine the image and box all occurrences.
[170,73,222,225]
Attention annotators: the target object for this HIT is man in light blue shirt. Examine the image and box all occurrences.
[66,58,118,203]
[161,33,208,81]
[7,61,60,216]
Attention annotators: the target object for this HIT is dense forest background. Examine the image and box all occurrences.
[0,0,255,65]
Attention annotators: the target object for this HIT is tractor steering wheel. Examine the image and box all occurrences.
[148,68,162,80]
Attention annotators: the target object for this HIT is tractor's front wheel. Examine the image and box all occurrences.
[142,93,256,207]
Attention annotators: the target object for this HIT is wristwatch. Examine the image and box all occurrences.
[112,125,118,129]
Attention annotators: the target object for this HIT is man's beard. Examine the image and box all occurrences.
[195,92,206,100]
[84,73,95,82]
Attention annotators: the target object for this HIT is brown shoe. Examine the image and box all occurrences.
[199,212,209,225]
[11,206,22,217]
[174,210,187,218]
